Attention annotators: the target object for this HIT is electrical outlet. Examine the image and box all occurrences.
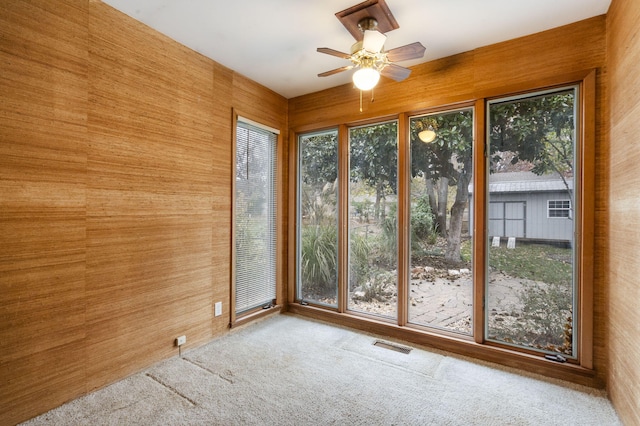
[214,301,222,317]
[175,335,186,346]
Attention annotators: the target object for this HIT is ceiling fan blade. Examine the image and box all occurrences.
[318,65,353,77]
[317,47,351,59]
[362,30,387,53]
[385,42,426,62]
[381,64,412,82]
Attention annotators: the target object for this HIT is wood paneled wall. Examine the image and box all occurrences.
[2,0,631,423]
[0,1,287,424]
[606,0,640,424]
[289,16,608,386]
[1,1,89,423]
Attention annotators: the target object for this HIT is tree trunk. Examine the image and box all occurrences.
[436,177,449,237]
[445,173,471,262]
[425,177,438,221]
[374,181,385,221]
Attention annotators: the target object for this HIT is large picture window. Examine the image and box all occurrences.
[293,76,593,377]
[408,108,474,335]
[297,130,339,307]
[486,87,578,357]
[348,121,398,319]
[234,119,278,315]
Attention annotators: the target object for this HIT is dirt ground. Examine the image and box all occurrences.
[348,257,537,336]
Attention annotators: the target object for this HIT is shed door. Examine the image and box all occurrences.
[489,201,525,238]
[489,202,504,237]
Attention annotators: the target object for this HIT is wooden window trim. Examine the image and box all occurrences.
[343,118,400,319]
[338,124,350,314]
[480,72,595,368]
[231,304,282,329]
[231,109,284,327]
[288,70,596,386]
[287,303,597,386]
[473,98,487,344]
[577,69,596,370]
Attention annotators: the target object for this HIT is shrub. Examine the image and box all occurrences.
[353,270,397,303]
[378,196,436,264]
[489,280,573,355]
[516,281,573,353]
[411,195,435,246]
[300,224,372,296]
[300,225,338,294]
[348,230,372,289]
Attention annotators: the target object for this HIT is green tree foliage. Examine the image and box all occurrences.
[299,131,338,226]
[298,89,576,268]
[299,132,338,189]
[489,90,575,191]
[350,122,398,220]
[407,90,575,262]
[410,109,474,261]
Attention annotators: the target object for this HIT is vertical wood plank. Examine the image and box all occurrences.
[86,1,216,391]
[338,124,350,314]
[397,114,409,326]
[606,0,640,424]
[2,1,287,423]
[0,1,88,424]
[472,99,487,344]
[212,63,234,333]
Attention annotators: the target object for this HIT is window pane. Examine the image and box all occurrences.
[235,122,277,314]
[408,108,474,335]
[297,130,339,307]
[487,88,577,357]
[348,121,398,318]
[548,200,571,218]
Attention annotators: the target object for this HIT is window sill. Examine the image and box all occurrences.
[287,303,600,388]
[231,304,282,329]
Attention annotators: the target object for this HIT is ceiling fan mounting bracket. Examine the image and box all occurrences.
[357,18,378,32]
[336,0,399,40]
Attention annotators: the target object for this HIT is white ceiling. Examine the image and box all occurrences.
[101,0,611,99]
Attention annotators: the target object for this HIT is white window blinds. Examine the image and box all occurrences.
[235,120,277,314]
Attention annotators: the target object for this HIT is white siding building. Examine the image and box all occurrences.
[470,172,574,244]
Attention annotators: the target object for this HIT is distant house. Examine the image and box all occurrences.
[470,172,574,243]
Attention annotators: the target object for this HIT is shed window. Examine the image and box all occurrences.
[548,200,571,218]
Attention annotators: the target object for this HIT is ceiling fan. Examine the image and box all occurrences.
[317,0,426,91]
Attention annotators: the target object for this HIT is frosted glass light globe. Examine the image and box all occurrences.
[418,129,437,143]
[352,67,380,91]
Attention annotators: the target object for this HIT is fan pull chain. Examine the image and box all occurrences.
[358,88,377,113]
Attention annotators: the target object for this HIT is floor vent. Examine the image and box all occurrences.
[373,340,412,354]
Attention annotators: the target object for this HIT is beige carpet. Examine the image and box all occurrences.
[23,314,620,425]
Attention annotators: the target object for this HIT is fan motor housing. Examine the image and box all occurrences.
[357,17,378,32]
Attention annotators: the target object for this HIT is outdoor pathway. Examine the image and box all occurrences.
[351,268,528,336]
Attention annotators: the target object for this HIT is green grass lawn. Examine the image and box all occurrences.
[489,242,573,286]
[460,239,573,286]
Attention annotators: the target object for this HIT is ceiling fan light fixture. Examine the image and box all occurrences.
[317,1,427,104]
[352,67,380,91]
[362,29,387,53]
[418,128,437,143]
